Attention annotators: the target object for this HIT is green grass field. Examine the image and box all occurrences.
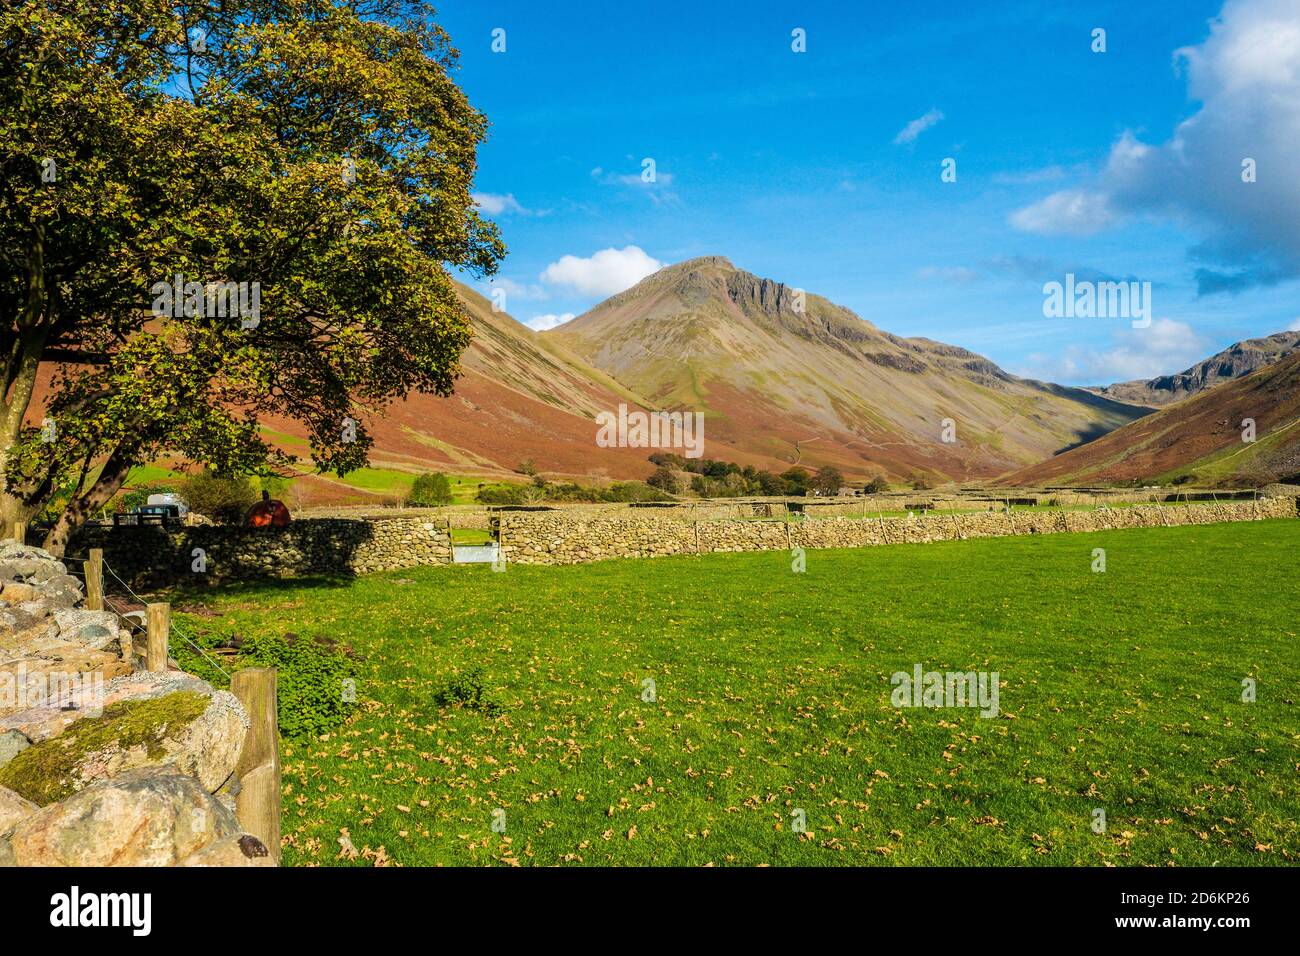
[308,467,510,505]
[123,464,189,486]
[178,519,1299,867]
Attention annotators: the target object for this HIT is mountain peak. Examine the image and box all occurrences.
[606,255,816,329]
[664,255,735,273]
[1089,328,1300,407]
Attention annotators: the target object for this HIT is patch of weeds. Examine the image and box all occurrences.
[171,627,360,740]
[431,665,502,716]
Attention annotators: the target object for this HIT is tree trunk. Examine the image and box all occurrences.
[1,335,47,542]
[2,226,49,540]
[41,445,133,557]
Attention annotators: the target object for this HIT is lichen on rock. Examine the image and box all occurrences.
[0,691,218,805]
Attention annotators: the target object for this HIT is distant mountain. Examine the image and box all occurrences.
[1088,330,1300,408]
[1005,350,1300,487]
[548,256,1146,482]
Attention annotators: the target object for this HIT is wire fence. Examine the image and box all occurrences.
[61,551,231,682]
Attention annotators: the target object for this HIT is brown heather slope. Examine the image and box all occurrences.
[548,256,1147,482]
[1087,330,1300,408]
[261,282,663,484]
[1004,350,1300,486]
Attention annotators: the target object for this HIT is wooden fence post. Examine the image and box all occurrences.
[232,667,281,865]
[84,548,104,611]
[11,518,25,544]
[146,602,170,672]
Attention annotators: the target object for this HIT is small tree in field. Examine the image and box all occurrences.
[181,471,258,525]
[646,466,681,495]
[811,466,844,496]
[409,472,452,507]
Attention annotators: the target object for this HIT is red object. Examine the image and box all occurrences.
[245,498,291,527]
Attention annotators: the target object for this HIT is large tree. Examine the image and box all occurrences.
[0,0,503,553]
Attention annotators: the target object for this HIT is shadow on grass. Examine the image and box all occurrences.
[164,573,362,606]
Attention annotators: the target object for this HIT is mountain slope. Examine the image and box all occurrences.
[257,282,663,495]
[548,256,1147,481]
[1088,330,1300,408]
[1004,351,1300,486]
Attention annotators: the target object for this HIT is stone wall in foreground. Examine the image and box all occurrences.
[0,543,271,867]
[499,497,1298,566]
[67,498,1297,585]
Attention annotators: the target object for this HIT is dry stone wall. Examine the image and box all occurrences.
[72,517,453,589]
[66,497,1297,586]
[500,497,1298,566]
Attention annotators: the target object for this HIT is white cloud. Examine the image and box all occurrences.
[1019,318,1208,383]
[1008,189,1120,236]
[540,246,664,298]
[1009,0,1300,292]
[892,108,944,145]
[526,312,576,331]
[1288,316,1300,331]
[472,192,532,216]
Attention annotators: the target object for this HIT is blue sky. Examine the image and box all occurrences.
[442,0,1300,386]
